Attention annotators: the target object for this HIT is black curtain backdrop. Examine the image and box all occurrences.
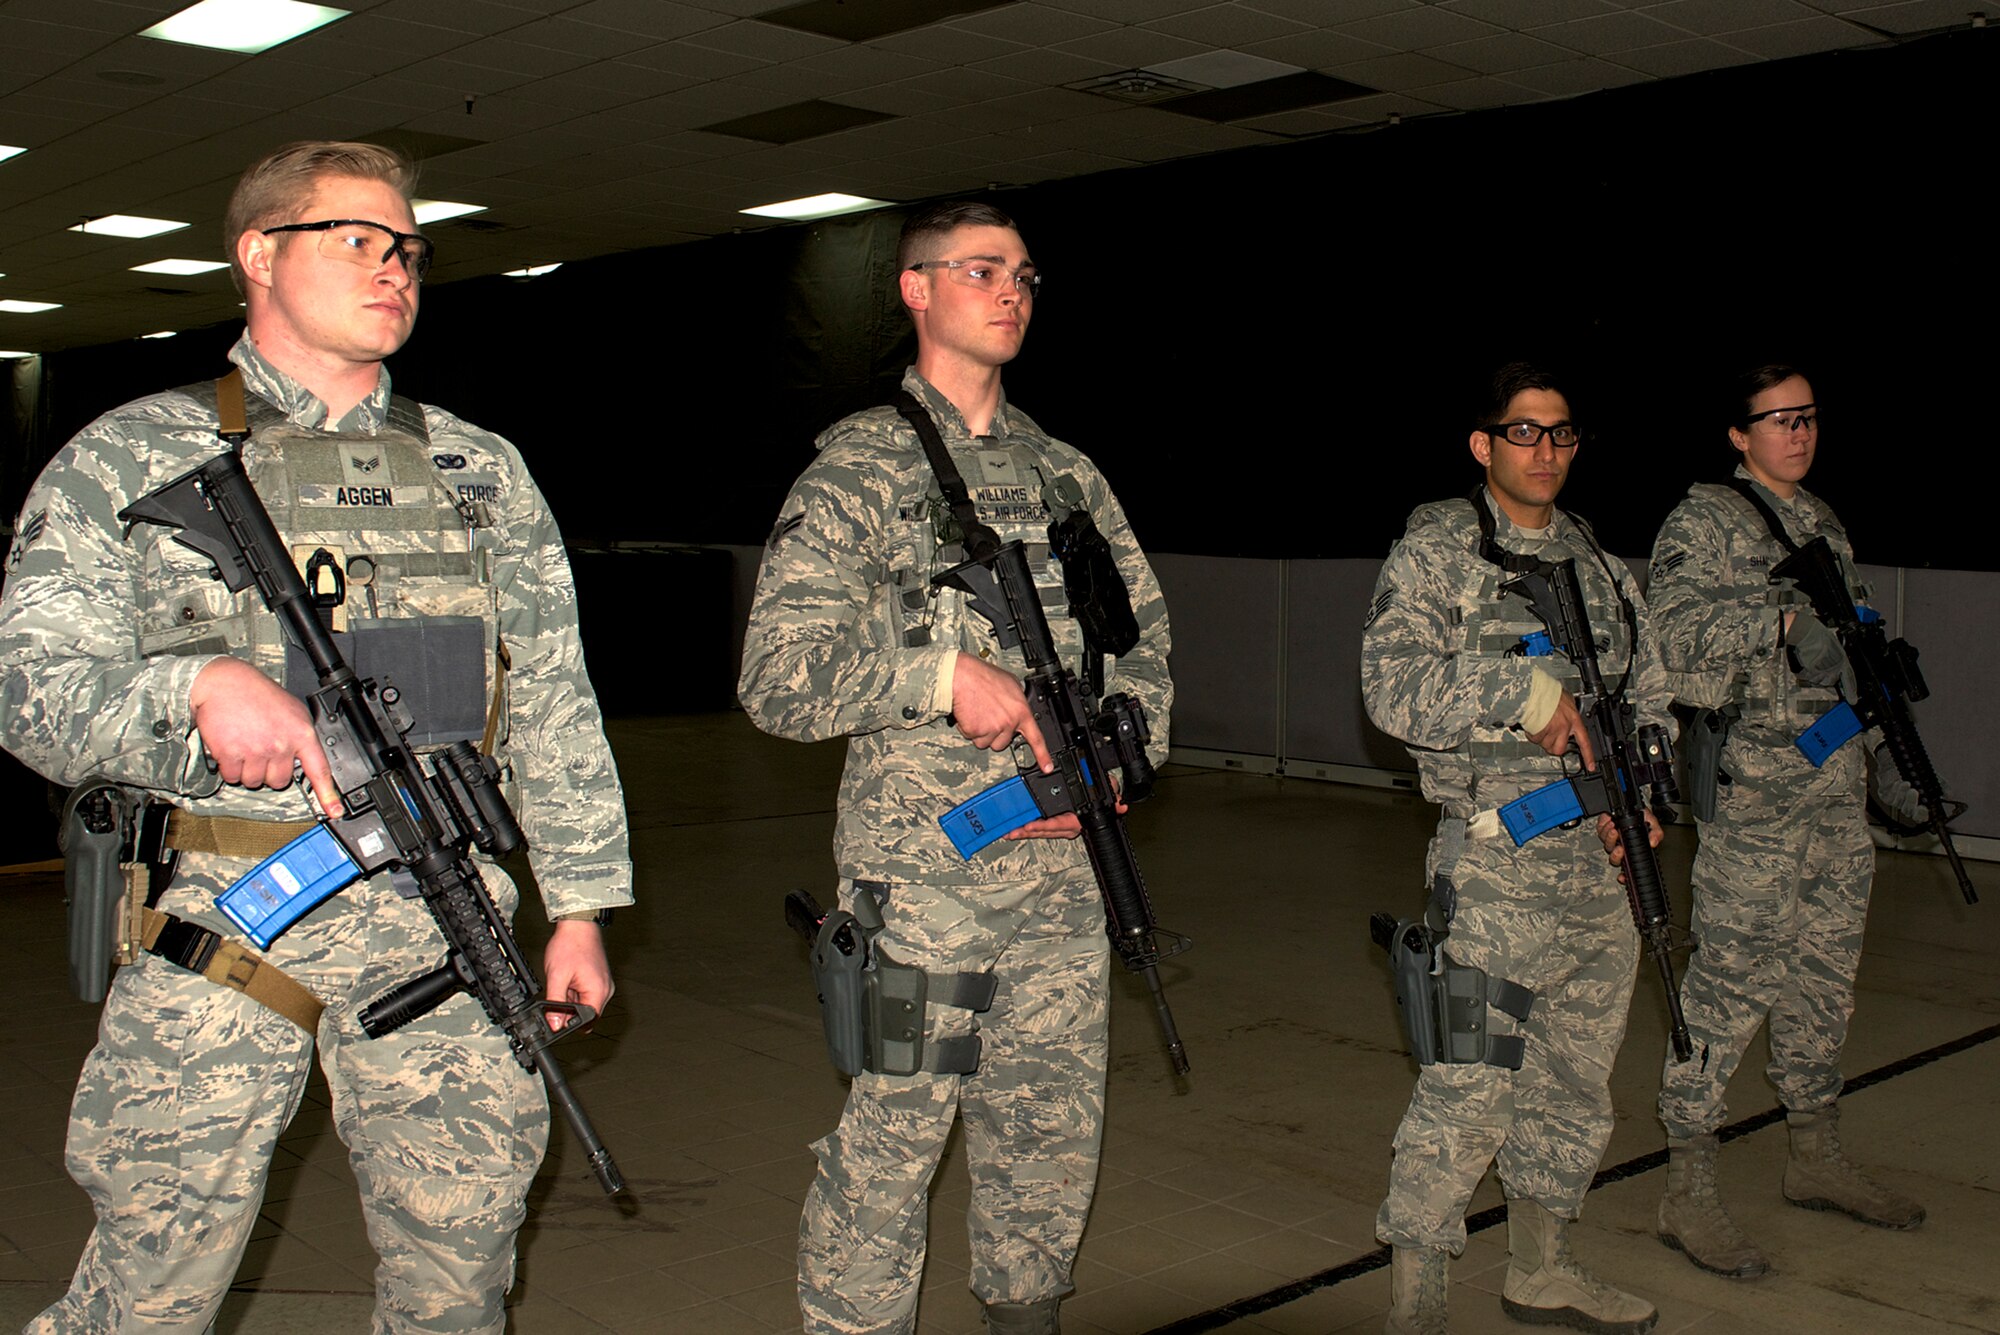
[9,25,1996,569]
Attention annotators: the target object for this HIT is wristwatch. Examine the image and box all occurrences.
[555,908,614,928]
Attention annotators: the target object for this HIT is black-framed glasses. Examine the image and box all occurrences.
[907,258,1040,299]
[1481,420,1582,449]
[262,219,434,283]
[1744,404,1817,434]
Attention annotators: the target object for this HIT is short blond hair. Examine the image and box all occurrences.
[224,141,417,293]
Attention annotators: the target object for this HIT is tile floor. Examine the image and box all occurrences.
[2,711,1994,1333]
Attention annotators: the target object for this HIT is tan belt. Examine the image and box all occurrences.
[139,906,324,1033]
[164,809,317,858]
[148,807,326,1032]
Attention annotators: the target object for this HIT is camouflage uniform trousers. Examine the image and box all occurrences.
[1379,823,1640,1252]
[798,869,1109,1335]
[30,851,549,1335]
[1658,729,1872,1135]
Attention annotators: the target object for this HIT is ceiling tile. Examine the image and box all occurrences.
[366,0,546,37]
[1237,28,1395,69]
[682,19,848,61]
[1416,73,1540,109]
[1145,2,1313,46]
[1827,0,1983,32]
[1724,16,1879,58]
[446,35,602,77]
[1234,0,1416,23]
[1038,0,1223,20]
[1503,55,1653,95]
[502,16,665,58]
[944,2,1113,42]
[1437,0,1617,26]
[1531,11,1687,53]
[974,45,1126,83]
[1336,5,1504,48]
[1329,50,1478,88]
[1640,0,1817,34]
[563,0,732,41]
[617,40,769,80]
[1613,37,1760,76]
[1431,31,1579,73]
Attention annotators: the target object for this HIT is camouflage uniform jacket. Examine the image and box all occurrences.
[0,333,631,918]
[1648,465,1867,736]
[1362,489,1672,819]
[739,368,1172,886]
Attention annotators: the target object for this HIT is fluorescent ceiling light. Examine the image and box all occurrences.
[0,145,25,165]
[142,331,179,339]
[141,0,348,54]
[0,300,62,313]
[71,215,190,239]
[740,192,892,221]
[411,199,486,224]
[504,263,562,277]
[0,350,36,360]
[130,259,230,275]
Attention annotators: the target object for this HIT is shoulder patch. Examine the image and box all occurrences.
[768,512,804,550]
[1653,549,1688,576]
[1364,588,1394,629]
[6,509,47,571]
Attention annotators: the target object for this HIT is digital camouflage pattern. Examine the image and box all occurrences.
[27,859,546,1335]
[1650,468,1873,1133]
[740,368,1172,886]
[0,334,630,1332]
[740,369,1171,1332]
[1363,491,1671,1252]
[0,335,631,919]
[796,873,1108,1333]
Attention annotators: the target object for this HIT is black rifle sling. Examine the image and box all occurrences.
[895,390,1001,560]
[1724,476,1802,555]
[1469,486,1639,701]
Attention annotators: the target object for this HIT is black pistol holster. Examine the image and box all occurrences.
[1372,875,1536,1070]
[1683,704,1738,823]
[807,883,997,1077]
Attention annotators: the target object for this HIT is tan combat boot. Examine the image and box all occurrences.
[983,1296,1061,1334]
[1783,1106,1925,1229]
[1385,1246,1449,1335]
[1659,1132,1770,1278]
[1501,1199,1658,1334]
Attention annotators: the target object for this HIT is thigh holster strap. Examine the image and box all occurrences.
[809,899,996,1078]
[1377,913,1536,1071]
[140,907,324,1034]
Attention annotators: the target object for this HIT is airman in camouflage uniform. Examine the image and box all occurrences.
[0,143,630,1334]
[739,202,1171,1335]
[1651,367,1923,1281]
[1363,365,1667,1335]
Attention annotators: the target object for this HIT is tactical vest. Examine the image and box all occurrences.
[136,377,502,754]
[1699,483,1858,733]
[882,427,1081,670]
[1423,501,1636,813]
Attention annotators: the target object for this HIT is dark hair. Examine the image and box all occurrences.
[897,201,1021,270]
[1475,361,1570,428]
[1728,363,1809,428]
